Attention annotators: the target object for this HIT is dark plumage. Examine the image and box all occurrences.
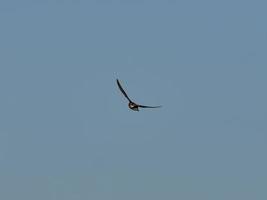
[116,79,161,111]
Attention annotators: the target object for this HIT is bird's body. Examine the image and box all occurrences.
[116,79,161,111]
[128,102,139,111]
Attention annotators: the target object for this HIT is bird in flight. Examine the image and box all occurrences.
[116,79,161,111]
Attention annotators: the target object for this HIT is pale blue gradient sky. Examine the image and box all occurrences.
[0,1,267,199]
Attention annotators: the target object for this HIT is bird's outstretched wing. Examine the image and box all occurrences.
[116,79,132,102]
[138,105,162,109]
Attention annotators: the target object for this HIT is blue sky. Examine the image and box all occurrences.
[0,0,267,199]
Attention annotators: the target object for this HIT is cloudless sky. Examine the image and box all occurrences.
[0,0,267,199]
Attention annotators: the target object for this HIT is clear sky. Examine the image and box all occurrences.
[0,0,266,199]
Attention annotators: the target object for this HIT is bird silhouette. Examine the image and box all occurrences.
[116,79,161,111]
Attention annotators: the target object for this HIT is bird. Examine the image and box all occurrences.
[116,79,161,111]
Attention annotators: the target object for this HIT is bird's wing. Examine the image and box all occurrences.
[116,79,132,102]
[138,104,162,108]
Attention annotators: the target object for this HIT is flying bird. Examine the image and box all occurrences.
[116,79,161,111]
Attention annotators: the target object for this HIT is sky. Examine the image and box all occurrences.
[0,0,267,199]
